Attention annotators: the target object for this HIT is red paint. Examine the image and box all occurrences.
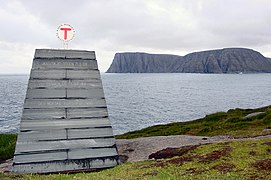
[60,28,72,40]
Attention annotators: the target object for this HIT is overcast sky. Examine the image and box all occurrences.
[1,0,271,73]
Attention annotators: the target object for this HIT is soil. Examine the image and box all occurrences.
[148,144,200,160]
[212,163,235,173]
[199,146,232,162]
[252,158,271,171]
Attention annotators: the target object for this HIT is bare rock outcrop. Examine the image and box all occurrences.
[106,48,271,73]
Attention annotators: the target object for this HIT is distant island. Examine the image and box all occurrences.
[106,48,271,73]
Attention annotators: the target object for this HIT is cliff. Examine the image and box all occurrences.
[106,48,271,73]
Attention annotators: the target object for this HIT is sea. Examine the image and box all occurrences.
[0,73,271,135]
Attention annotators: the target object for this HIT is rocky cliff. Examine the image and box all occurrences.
[106,48,271,73]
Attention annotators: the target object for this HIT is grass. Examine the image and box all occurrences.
[116,105,271,139]
[0,134,17,162]
[1,138,271,179]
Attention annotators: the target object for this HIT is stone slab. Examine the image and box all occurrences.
[14,151,67,164]
[34,49,96,59]
[67,108,108,119]
[30,69,100,79]
[67,89,105,98]
[33,59,98,70]
[22,108,108,120]
[28,79,102,89]
[23,99,106,109]
[22,109,66,120]
[20,118,111,130]
[68,148,118,159]
[12,158,118,174]
[25,89,104,99]
[68,128,113,139]
[17,129,67,142]
[15,138,116,153]
[26,89,66,99]
[17,128,113,142]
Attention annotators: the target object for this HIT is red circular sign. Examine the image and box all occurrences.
[57,24,75,42]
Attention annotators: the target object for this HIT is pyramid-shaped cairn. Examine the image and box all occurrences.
[12,49,119,173]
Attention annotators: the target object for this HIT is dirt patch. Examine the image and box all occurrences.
[263,141,271,146]
[249,175,263,180]
[185,167,206,175]
[166,155,200,166]
[212,163,235,173]
[142,171,158,176]
[200,146,232,162]
[249,151,257,156]
[118,155,129,164]
[148,145,200,160]
[252,158,271,171]
[161,146,232,167]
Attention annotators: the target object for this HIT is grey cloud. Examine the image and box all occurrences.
[1,0,271,73]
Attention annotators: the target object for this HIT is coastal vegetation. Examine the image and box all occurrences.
[116,105,271,139]
[0,105,270,179]
[1,138,271,179]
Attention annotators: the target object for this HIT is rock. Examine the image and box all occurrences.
[106,48,271,73]
[106,52,181,73]
[0,159,13,173]
[243,112,265,119]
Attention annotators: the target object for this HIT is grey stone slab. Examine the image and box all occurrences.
[12,158,118,174]
[20,118,111,130]
[30,69,66,79]
[22,109,66,120]
[15,138,116,153]
[23,99,106,109]
[67,88,104,98]
[17,129,66,142]
[68,128,113,139]
[26,89,66,99]
[33,59,98,70]
[30,69,100,79]
[68,148,118,159]
[26,88,104,99]
[67,69,100,79]
[14,151,67,164]
[22,108,108,120]
[67,108,108,119]
[34,49,96,59]
[28,79,102,89]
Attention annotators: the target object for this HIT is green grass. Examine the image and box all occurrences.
[0,134,17,161]
[116,105,271,139]
[1,138,271,179]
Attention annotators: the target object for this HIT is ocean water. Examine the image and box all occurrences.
[0,73,271,135]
